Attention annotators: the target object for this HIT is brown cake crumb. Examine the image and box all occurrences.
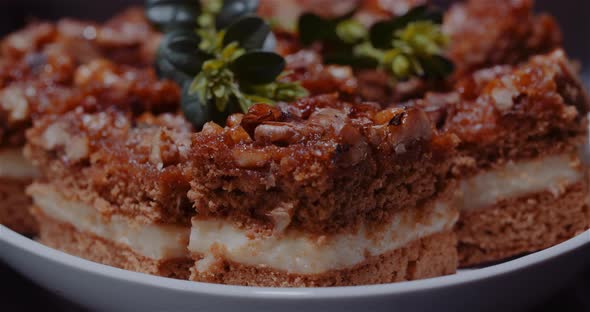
[445,0,562,78]
[457,181,590,266]
[0,177,36,234]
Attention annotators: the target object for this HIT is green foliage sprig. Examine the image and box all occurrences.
[298,5,454,81]
[147,0,307,129]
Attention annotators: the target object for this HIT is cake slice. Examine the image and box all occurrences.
[0,8,160,235]
[184,94,459,287]
[26,109,194,278]
[21,14,189,276]
[417,50,590,266]
[26,81,461,285]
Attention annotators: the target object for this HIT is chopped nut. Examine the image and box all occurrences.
[228,126,252,144]
[226,113,244,128]
[381,108,432,146]
[491,87,516,111]
[149,128,180,169]
[232,148,270,168]
[267,202,295,234]
[41,122,89,162]
[0,86,30,122]
[66,135,90,161]
[241,104,282,136]
[254,122,300,144]
[201,122,224,135]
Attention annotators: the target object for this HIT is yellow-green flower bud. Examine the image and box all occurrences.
[336,19,368,44]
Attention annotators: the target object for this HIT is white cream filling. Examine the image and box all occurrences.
[0,148,38,179]
[459,154,585,211]
[189,201,458,275]
[28,185,189,260]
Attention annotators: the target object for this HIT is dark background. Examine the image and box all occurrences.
[0,1,589,311]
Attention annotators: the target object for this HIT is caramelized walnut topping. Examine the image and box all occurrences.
[241,104,283,137]
[254,122,302,145]
[201,122,224,135]
[427,49,590,147]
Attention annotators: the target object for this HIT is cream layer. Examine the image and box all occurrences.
[0,148,38,179]
[459,154,585,211]
[28,184,189,260]
[189,201,458,275]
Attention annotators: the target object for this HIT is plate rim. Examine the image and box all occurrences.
[1,226,589,299]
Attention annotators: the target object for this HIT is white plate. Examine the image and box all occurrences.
[0,226,589,312]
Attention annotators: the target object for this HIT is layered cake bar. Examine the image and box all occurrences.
[7,0,590,288]
[418,50,590,266]
[0,8,160,234]
[27,86,460,285]
[185,95,459,287]
[23,49,191,277]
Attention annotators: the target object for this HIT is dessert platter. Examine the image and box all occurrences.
[0,0,589,311]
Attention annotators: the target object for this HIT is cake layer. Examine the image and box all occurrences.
[459,153,584,211]
[0,148,38,179]
[34,209,192,279]
[188,96,457,236]
[25,111,193,224]
[191,231,457,287]
[189,199,458,275]
[457,181,589,266]
[0,177,36,235]
[28,183,190,260]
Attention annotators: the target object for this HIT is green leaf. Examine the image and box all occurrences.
[335,19,367,44]
[273,82,309,101]
[182,82,243,129]
[220,42,245,63]
[188,72,209,105]
[213,89,231,112]
[298,13,333,46]
[231,51,285,84]
[390,54,412,79]
[181,82,213,130]
[369,5,443,49]
[155,51,192,85]
[223,15,271,51]
[419,55,455,79]
[145,0,200,31]
[160,29,209,76]
[216,0,260,29]
[369,21,395,49]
